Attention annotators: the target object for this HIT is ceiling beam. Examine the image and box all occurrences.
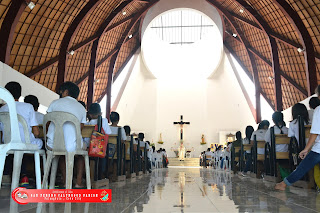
[273,0,317,96]
[0,0,26,64]
[96,0,159,104]
[233,0,283,111]
[75,33,138,86]
[224,43,275,111]
[57,0,102,92]
[230,10,320,62]
[226,32,308,97]
[86,39,99,107]
[207,0,262,122]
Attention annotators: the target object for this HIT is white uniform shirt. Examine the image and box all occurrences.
[265,126,289,152]
[205,151,214,159]
[310,106,320,153]
[309,109,314,123]
[251,129,267,154]
[109,126,126,140]
[288,119,309,146]
[242,138,251,153]
[0,102,42,149]
[35,111,44,125]
[83,118,112,148]
[46,96,87,152]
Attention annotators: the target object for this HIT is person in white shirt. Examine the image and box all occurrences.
[24,95,44,126]
[251,120,270,155]
[84,103,112,148]
[308,97,320,123]
[250,120,270,178]
[0,82,42,149]
[265,111,289,152]
[46,82,87,188]
[0,82,43,184]
[242,126,254,175]
[276,85,320,191]
[288,103,310,146]
[109,111,126,140]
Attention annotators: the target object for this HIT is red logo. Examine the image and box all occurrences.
[12,188,112,204]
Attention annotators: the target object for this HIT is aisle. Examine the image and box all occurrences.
[2,168,320,212]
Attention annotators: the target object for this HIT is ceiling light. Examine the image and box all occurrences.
[128,34,133,38]
[232,33,237,38]
[297,48,305,53]
[122,11,126,15]
[268,76,274,80]
[27,1,35,10]
[94,79,100,83]
[239,9,244,13]
[68,50,75,55]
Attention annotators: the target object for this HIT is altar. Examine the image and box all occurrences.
[171,147,194,158]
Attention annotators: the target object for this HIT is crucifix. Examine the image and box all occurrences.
[173,115,190,141]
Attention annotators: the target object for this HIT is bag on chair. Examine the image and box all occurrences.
[88,116,109,158]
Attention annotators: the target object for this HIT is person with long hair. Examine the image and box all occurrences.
[241,126,254,176]
[288,103,310,146]
[276,85,320,190]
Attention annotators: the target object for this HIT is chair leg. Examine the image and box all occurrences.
[49,156,60,189]
[42,154,53,189]
[0,153,7,189]
[34,151,42,189]
[42,153,47,171]
[11,151,24,192]
[65,154,74,189]
[84,155,91,189]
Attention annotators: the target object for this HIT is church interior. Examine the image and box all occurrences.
[1,0,320,212]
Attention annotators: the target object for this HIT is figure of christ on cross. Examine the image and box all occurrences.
[173,115,190,141]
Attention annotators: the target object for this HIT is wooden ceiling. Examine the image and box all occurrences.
[0,0,320,118]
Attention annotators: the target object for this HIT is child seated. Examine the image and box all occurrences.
[109,111,126,140]
[24,94,44,125]
[251,120,270,154]
[288,103,310,146]
[46,82,87,188]
[265,111,289,152]
[308,97,320,123]
[84,103,112,148]
[0,82,42,149]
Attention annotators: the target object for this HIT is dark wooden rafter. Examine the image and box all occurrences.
[27,0,138,79]
[57,0,101,92]
[0,0,26,64]
[229,10,320,62]
[86,39,99,108]
[75,33,138,86]
[226,33,308,97]
[207,0,262,122]
[224,43,275,111]
[273,0,317,96]
[231,0,283,111]
[97,0,158,105]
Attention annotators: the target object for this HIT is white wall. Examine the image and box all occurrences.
[116,51,256,157]
[0,61,59,110]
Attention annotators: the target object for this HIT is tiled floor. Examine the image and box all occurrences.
[1,168,320,213]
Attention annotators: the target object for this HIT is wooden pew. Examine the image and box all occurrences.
[252,137,266,178]
[240,143,253,171]
[231,144,241,173]
[124,136,136,178]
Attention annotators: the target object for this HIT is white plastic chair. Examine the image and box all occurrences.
[0,87,45,191]
[42,112,91,189]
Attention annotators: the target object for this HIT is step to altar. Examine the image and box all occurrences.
[168,158,200,167]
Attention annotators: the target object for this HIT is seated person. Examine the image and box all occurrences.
[251,120,270,155]
[109,111,126,140]
[24,94,44,125]
[275,85,320,190]
[84,103,112,148]
[308,97,320,123]
[242,126,254,176]
[124,125,131,141]
[46,81,87,188]
[265,111,289,152]
[0,82,42,149]
[288,103,310,146]
[0,82,43,186]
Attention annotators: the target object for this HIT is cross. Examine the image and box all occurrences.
[173,115,190,141]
